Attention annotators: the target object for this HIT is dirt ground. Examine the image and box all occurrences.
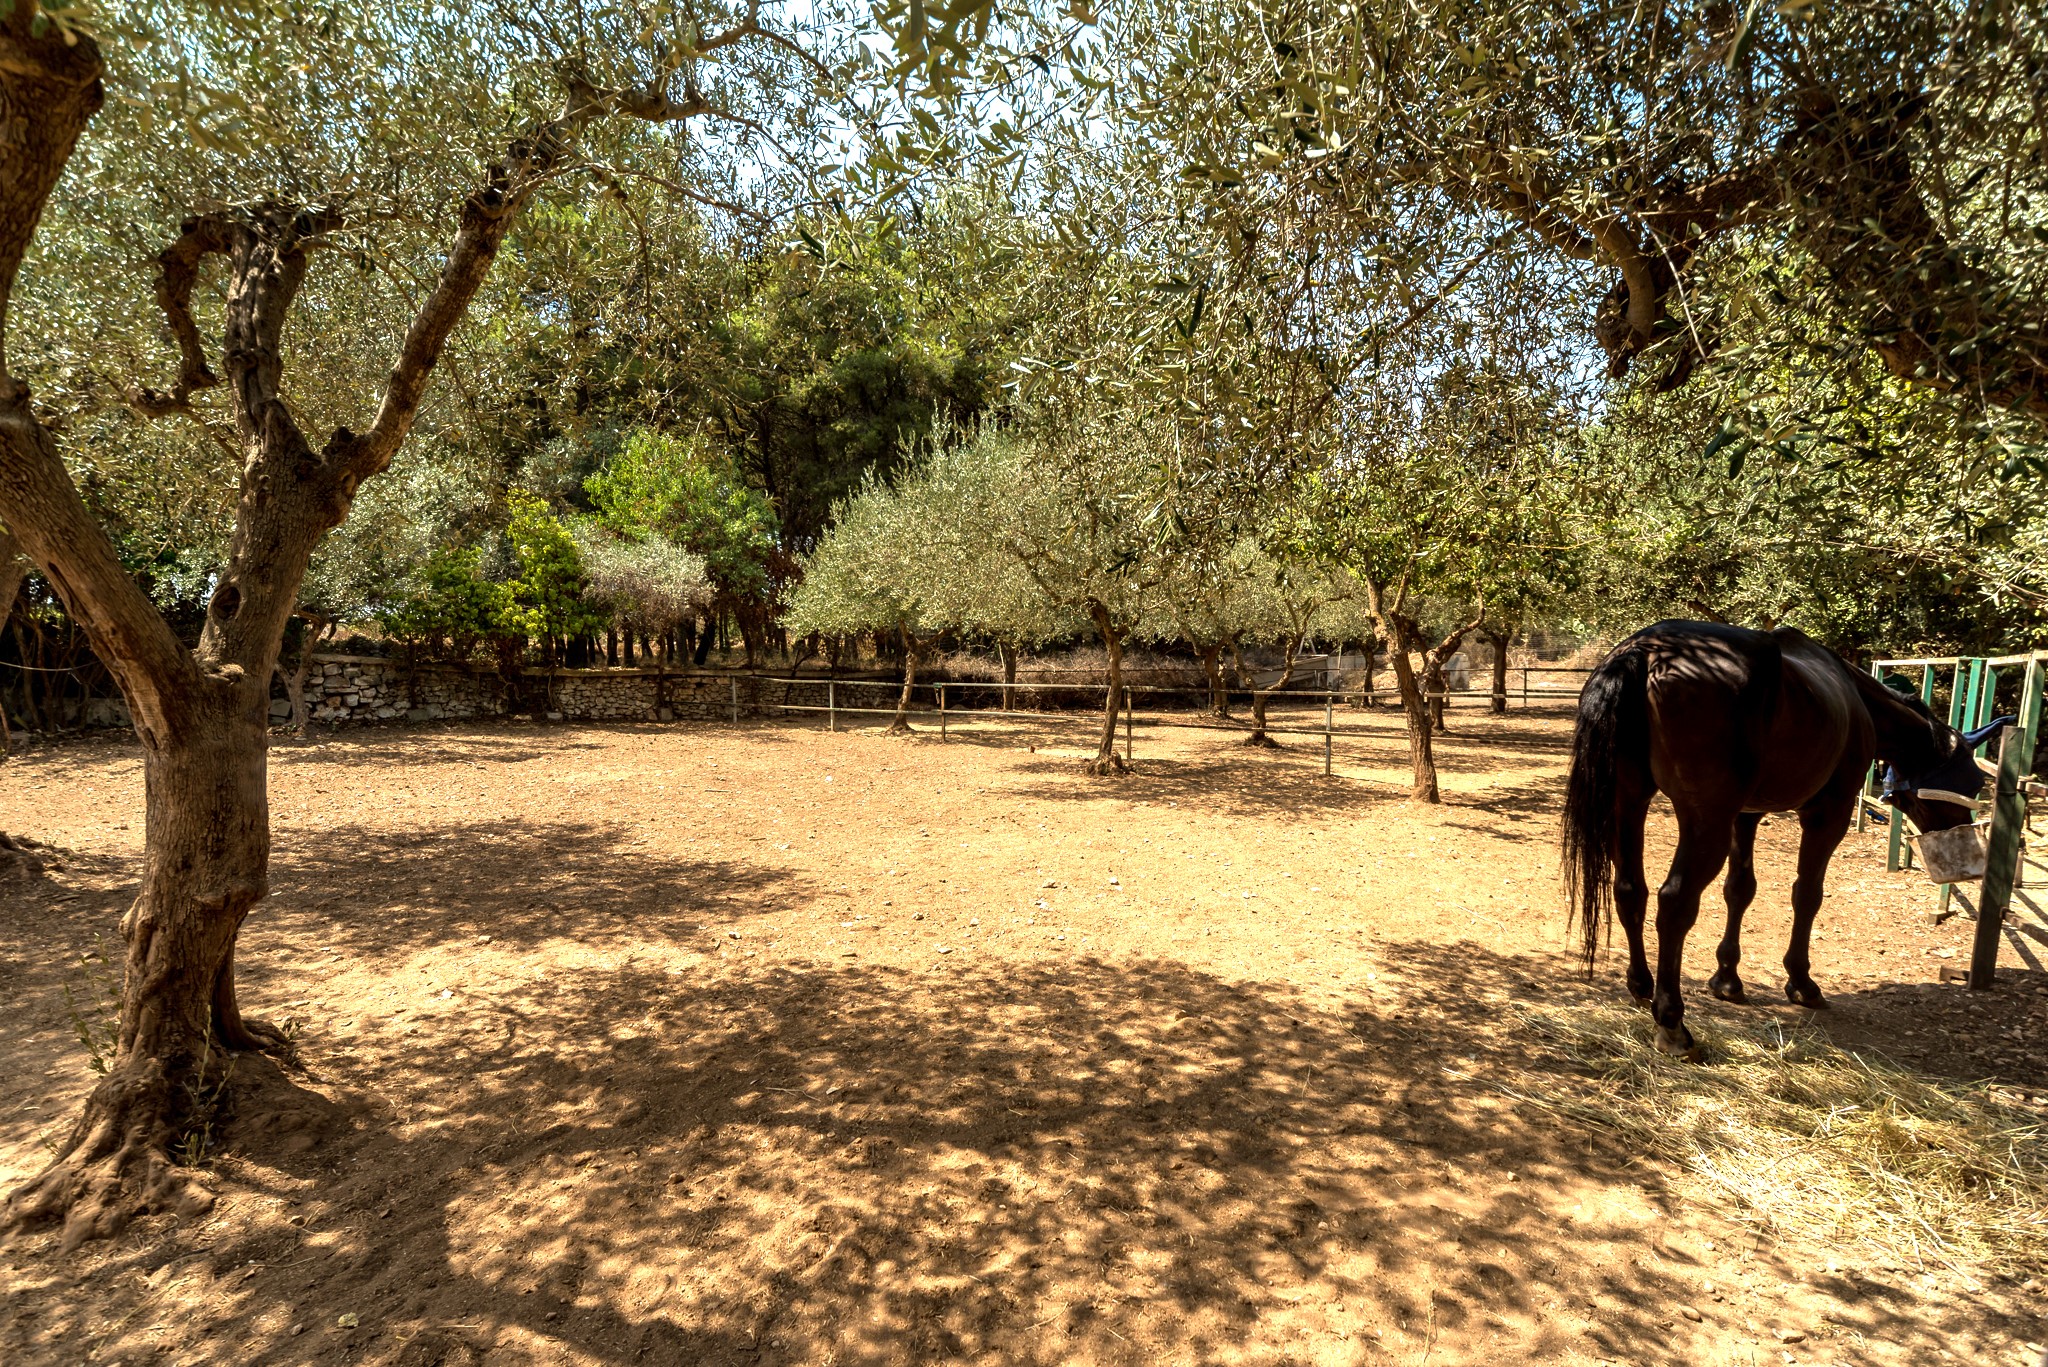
[2,705,2044,1367]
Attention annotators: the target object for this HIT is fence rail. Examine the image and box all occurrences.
[1864,649,2046,990]
[731,670,1596,777]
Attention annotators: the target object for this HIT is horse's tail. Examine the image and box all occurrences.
[1561,640,1650,973]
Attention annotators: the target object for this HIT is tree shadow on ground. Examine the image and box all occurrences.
[5,809,2034,1365]
[276,726,646,772]
[258,817,813,957]
[999,753,1405,824]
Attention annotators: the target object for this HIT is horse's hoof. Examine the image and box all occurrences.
[1627,972,1654,1004]
[1653,1024,1703,1062]
[1707,970,1747,1004]
[1786,981,1829,1010]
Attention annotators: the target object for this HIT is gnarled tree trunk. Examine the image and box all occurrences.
[1384,621,1438,801]
[8,684,279,1247]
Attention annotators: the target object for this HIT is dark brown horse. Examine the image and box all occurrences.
[1561,620,2008,1058]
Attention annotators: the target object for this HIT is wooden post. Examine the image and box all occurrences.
[940,682,948,741]
[1969,656,2044,989]
[729,675,738,724]
[828,679,837,733]
[1124,686,1133,762]
[1520,666,1528,710]
[1324,691,1334,776]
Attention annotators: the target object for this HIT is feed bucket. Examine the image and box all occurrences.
[1915,824,1987,885]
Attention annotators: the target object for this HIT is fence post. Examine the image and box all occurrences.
[1520,667,1528,710]
[1124,685,1133,762]
[828,680,837,733]
[1969,656,2044,988]
[1324,691,1333,776]
[940,682,948,741]
[729,675,738,725]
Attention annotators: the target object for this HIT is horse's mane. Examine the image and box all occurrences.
[1870,670,1957,767]
[1880,674,1935,721]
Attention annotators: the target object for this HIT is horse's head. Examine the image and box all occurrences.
[1881,715,2013,833]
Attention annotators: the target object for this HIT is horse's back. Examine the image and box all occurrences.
[1629,621,1860,812]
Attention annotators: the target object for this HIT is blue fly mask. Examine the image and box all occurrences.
[1882,716,2015,810]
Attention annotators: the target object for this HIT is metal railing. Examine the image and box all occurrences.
[1865,649,2046,989]
[722,671,1593,777]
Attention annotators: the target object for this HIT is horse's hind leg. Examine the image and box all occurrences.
[1784,794,1854,1010]
[1615,787,1655,1004]
[1707,812,1764,1004]
[1652,809,1735,1060]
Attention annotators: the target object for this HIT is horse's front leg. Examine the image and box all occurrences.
[1707,812,1764,1003]
[1785,794,1854,1010]
[1652,809,1735,1060]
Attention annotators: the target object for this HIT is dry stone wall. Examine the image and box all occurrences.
[295,655,904,728]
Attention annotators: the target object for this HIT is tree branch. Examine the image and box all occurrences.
[127,216,232,416]
[0,18,200,729]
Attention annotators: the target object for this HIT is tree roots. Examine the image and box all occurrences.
[4,1058,216,1251]
[1241,732,1281,748]
[1081,753,1128,776]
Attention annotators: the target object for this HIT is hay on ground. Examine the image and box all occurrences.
[1509,1001,2048,1276]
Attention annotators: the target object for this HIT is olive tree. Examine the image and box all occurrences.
[963,420,1172,773]
[0,1,843,1245]
[788,435,1076,731]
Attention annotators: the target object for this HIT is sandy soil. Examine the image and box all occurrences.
[2,705,2044,1367]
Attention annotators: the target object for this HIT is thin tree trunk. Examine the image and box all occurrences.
[0,531,26,757]
[1197,642,1230,718]
[999,641,1018,710]
[1423,655,1448,734]
[12,617,42,734]
[1087,603,1127,773]
[1485,627,1510,715]
[1422,617,1482,736]
[1245,630,1306,747]
[1356,576,1439,802]
[274,613,333,741]
[888,626,918,734]
[654,637,667,716]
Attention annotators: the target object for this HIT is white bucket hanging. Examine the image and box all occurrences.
[1915,823,1988,886]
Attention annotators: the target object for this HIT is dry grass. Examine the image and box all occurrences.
[1511,1000,2048,1276]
